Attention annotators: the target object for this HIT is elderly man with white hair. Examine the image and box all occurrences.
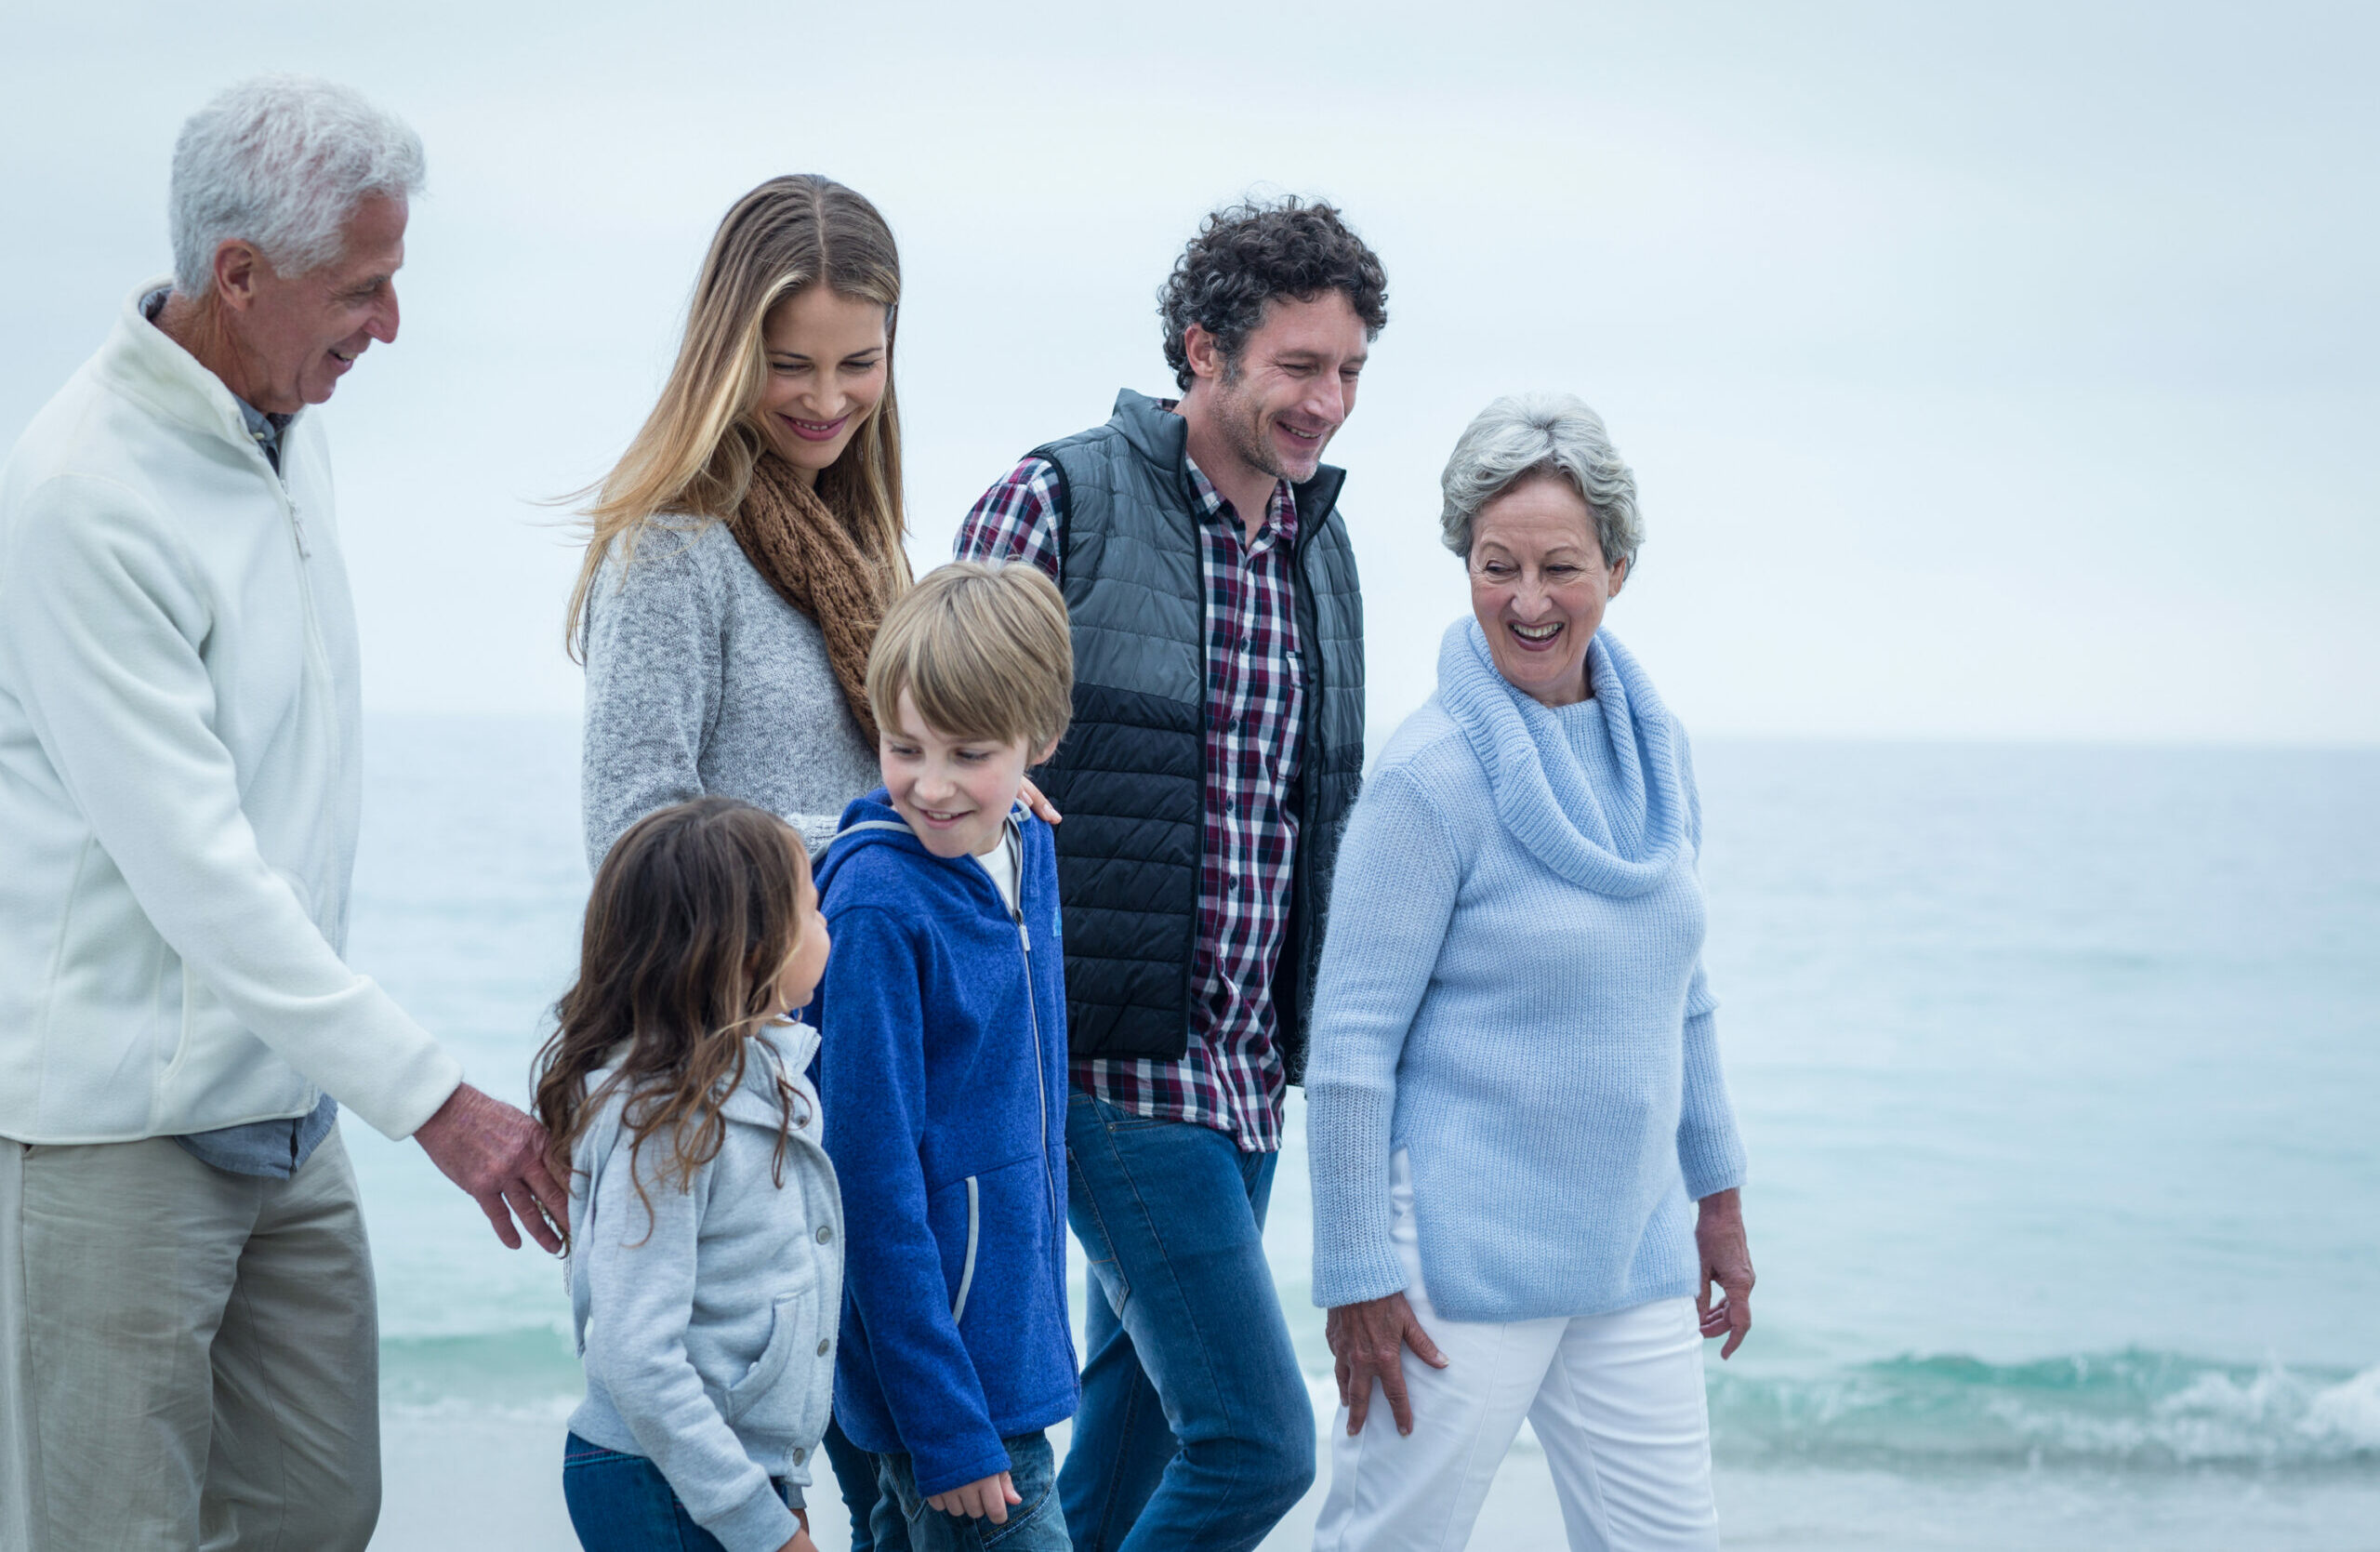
[1302,393,1756,1551]
[0,76,564,1551]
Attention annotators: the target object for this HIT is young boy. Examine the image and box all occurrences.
[813,562,1077,1552]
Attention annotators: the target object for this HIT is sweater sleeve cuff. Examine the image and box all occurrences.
[1306,1092,1409,1309]
[339,988,466,1141]
[703,1478,800,1552]
[1680,1145,1746,1203]
[1678,1108,1748,1200]
[1311,1242,1408,1309]
[1676,1007,1746,1200]
[913,1435,1018,1502]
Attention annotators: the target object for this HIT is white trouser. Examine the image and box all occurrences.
[1313,1153,1718,1552]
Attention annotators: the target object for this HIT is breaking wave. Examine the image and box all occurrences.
[1708,1348,2380,1472]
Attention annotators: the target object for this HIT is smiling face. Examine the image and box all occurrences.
[879,690,1059,860]
[1468,474,1627,709]
[1189,290,1369,486]
[753,285,889,483]
[215,191,407,413]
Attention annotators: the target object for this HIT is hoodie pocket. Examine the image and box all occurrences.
[928,1172,990,1326]
[951,1174,981,1322]
[723,1287,821,1439]
[930,1156,1073,1394]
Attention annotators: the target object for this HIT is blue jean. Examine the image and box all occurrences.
[871,1429,1069,1550]
[562,1432,798,1551]
[826,1413,909,1552]
[1058,1093,1315,1551]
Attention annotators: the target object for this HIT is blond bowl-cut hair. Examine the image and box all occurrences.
[866,563,1074,752]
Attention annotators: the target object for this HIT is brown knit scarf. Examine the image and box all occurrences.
[724,453,900,747]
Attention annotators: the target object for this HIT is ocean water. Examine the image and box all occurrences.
[347,718,2380,1549]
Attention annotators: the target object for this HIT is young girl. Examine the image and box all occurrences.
[535,796,839,1552]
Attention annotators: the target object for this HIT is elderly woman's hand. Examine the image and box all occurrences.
[1327,1292,1449,1436]
[1695,1188,1754,1359]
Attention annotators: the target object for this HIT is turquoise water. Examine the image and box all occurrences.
[346,719,2380,1545]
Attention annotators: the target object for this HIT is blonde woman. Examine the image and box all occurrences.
[571,173,913,1552]
[575,174,912,872]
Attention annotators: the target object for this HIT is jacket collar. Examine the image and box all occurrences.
[716,1020,819,1131]
[92,276,304,465]
[1106,388,1345,552]
[815,790,1031,885]
[582,1018,819,1142]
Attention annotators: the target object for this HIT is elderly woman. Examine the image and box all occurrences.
[1304,393,1753,1551]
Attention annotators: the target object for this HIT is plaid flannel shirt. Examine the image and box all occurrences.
[956,449,1304,1152]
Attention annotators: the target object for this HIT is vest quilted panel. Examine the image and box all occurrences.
[1031,390,1365,1078]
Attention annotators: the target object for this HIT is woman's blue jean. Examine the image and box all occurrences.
[562,1432,798,1551]
[1056,1093,1315,1551]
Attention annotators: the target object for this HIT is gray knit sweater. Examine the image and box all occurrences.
[580,519,880,869]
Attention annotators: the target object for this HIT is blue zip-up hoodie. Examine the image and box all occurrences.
[810,790,1076,1498]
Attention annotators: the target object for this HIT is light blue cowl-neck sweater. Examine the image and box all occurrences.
[1305,617,1747,1323]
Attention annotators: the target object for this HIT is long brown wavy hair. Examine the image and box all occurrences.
[532,797,812,1240]
[565,173,911,660]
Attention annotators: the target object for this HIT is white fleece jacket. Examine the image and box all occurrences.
[0,279,462,1144]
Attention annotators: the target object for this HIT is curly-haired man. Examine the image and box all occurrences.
[957,197,1387,1551]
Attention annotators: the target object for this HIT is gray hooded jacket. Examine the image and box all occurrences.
[567,1019,843,1552]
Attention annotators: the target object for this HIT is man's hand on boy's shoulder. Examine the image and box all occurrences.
[1019,776,1061,826]
[928,1470,1022,1524]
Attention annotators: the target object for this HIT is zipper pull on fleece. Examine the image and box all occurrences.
[288,500,312,559]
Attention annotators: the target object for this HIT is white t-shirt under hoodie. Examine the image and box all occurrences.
[972,825,1020,916]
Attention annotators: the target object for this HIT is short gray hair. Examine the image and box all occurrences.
[169,75,425,295]
[1439,391,1644,574]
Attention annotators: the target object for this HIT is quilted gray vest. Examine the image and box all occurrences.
[1028,390,1365,1082]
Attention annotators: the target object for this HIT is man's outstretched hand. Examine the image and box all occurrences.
[414,1082,567,1252]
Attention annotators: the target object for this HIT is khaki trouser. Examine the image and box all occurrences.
[0,1129,380,1552]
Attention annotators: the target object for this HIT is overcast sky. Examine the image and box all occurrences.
[5,0,2373,745]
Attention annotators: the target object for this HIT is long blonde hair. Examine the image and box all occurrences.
[567,175,909,659]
